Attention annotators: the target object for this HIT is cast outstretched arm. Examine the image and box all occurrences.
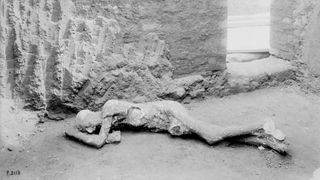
[65,117,111,148]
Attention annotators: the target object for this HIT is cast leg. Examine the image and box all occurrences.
[231,134,289,154]
[169,108,288,153]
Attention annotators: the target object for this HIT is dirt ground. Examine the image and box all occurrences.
[1,86,320,180]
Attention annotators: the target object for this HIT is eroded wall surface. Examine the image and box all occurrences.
[0,0,227,111]
[302,3,320,75]
[270,0,318,60]
[270,0,320,75]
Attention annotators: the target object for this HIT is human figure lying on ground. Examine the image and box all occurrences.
[65,99,289,154]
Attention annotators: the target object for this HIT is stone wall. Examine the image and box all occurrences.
[66,0,227,76]
[270,0,318,60]
[270,0,320,75]
[0,0,227,111]
[302,3,320,75]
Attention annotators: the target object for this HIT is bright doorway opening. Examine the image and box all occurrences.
[227,0,271,53]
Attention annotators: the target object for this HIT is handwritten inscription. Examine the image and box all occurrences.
[6,170,20,176]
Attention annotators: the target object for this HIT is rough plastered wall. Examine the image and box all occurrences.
[302,2,320,75]
[0,0,227,112]
[98,0,227,76]
[270,0,318,60]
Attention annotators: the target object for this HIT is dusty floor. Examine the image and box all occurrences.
[1,86,320,180]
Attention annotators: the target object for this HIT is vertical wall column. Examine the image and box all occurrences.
[270,0,317,60]
[0,0,6,98]
[270,0,320,75]
[270,0,299,60]
[302,3,320,75]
